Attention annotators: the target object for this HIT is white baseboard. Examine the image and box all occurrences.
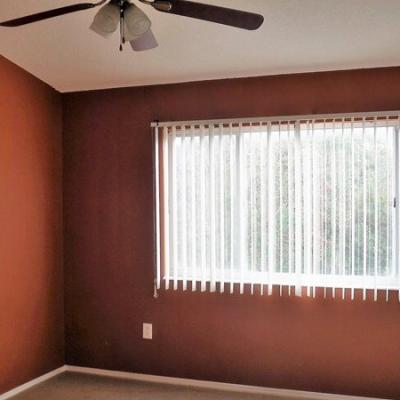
[0,364,387,400]
[0,366,67,400]
[65,365,386,400]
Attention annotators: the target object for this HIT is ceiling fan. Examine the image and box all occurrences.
[0,0,264,52]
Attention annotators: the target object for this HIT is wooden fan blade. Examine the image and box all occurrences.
[152,0,264,30]
[0,1,107,27]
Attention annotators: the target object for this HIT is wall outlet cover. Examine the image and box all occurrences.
[143,323,152,340]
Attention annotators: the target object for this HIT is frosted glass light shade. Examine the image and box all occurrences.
[130,29,158,51]
[123,4,151,42]
[90,3,120,38]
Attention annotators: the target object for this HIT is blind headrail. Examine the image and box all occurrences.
[151,110,400,128]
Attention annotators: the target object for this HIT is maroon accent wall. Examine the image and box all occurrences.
[0,56,64,395]
[63,68,400,399]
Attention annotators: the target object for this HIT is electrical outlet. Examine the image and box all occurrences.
[143,323,152,340]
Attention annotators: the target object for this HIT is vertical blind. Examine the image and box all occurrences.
[154,113,400,300]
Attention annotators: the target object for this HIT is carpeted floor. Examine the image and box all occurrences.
[10,372,296,400]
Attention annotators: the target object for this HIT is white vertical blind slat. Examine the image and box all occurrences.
[268,123,276,296]
[260,123,267,295]
[323,120,327,299]
[200,125,207,292]
[238,123,247,294]
[294,123,302,296]
[209,125,217,292]
[351,119,356,300]
[249,123,256,295]
[312,121,320,298]
[181,126,188,291]
[278,123,283,297]
[190,126,197,291]
[288,124,294,296]
[386,121,391,302]
[229,124,235,294]
[303,124,312,297]
[169,127,178,290]
[394,122,400,301]
[340,120,346,299]
[163,128,170,290]
[362,119,367,300]
[250,124,259,294]
[374,119,379,301]
[331,122,337,298]
[219,125,225,293]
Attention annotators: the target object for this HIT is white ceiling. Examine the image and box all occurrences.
[0,0,400,93]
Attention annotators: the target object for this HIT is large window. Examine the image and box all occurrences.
[154,114,400,299]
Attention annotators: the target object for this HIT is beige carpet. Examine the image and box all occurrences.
[10,372,296,400]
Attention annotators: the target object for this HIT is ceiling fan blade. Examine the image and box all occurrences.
[130,29,158,51]
[151,0,264,30]
[0,1,107,27]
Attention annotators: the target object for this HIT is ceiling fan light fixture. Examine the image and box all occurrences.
[123,3,151,42]
[130,28,158,51]
[90,2,120,38]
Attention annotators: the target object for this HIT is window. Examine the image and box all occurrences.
[154,114,400,299]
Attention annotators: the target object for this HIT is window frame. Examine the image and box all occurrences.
[153,112,400,297]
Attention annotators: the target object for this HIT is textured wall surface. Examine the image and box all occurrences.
[0,56,64,395]
[63,67,400,399]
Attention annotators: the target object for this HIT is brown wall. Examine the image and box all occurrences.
[0,56,64,394]
[63,68,400,399]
